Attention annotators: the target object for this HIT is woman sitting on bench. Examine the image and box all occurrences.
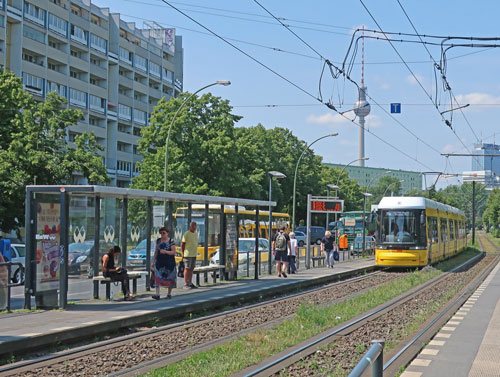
[102,246,133,301]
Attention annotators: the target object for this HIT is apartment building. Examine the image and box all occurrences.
[0,0,183,187]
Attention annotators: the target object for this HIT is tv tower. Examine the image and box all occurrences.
[353,26,370,167]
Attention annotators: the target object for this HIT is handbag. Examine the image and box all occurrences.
[150,271,155,287]
[177,261,185,277]
[333,250,339,261]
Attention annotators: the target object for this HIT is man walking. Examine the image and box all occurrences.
[181,221,199,289]
[273,225,291,278]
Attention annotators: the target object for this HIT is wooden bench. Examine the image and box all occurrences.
[93,271,147,300]
[312,255,326,267]
[193,265,224,286]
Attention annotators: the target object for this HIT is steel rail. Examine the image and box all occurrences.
[0,271,383,375]
[240,252,487,377]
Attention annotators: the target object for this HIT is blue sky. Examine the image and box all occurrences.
[94,0,500,189]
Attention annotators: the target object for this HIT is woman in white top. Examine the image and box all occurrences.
[288,232,298,274]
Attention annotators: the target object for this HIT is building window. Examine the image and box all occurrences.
[23,25,45,44]
[68,131,79,142]
[117,160,131,173]
[149,61,161,78]
[46,81,66,97]
[90,33,107,54]
[133,109,147,125]
[69,88,87,107]
[48,13,67,36]
[119,47,132,64]
[70,24,87,45]
[89,94,105,113]
[24,2,46,27]
[134,54,147,72]
[22,72,44,94]
[118,104,132,120]
[163,68,173,83]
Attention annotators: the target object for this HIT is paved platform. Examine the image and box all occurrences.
[0,258,376,357]
[402,258,500,377]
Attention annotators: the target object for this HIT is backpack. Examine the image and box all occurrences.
[275,232,287,251]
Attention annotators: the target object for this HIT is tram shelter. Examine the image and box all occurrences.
[24,185,275,309]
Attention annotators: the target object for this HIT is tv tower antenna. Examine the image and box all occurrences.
[353,25,371,167]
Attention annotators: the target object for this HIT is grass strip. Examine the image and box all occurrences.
[145,249,478,377]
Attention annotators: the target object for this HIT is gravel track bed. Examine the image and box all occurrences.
[280,254,495,377]
[16,273,401,377]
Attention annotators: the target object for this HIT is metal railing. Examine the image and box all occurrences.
[348,340,385,377]
[0,262,24,312]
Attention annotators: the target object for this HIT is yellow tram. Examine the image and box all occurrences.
[375,197,467,267]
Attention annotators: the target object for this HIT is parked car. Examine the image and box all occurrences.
[295,226,326,245]
[210,238,270,267]
[10,244,26,284]
[127,239,155,268]
[68,240,117,278]
[350,236,376,255]
[293,231,306,247]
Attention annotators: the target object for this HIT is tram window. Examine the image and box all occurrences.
[427,217,438,244]
[449,219,455,241]
[440,218,448,242]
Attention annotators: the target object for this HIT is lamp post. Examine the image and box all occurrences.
[362,192,373,255]
[382,180,404,197]
[268,170,286,274]
[163,80,231,220]
[335,157,370,188]
[292,133,338,229]
[326,184,339,229]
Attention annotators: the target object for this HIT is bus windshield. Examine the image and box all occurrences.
[379,209,425,246]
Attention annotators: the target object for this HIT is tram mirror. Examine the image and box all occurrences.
[420,213,426,225]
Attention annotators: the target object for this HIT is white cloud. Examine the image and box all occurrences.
[442,144,456,153]
[455,92,500,104]
[306,112,350,125]
[366,114,382,128]
[405,74,425,86]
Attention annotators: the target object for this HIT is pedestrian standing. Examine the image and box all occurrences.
[181,221,199,289]
[151,227,177,300]
[321,231,336,268]
[288,232,298,274]
[273,225,291,278]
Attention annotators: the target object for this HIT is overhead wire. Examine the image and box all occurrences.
[252,1,446,162]
[158,0,436,171]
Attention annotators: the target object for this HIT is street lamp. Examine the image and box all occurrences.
[382,180,404,197]
[362,192,373,255]
[268,171,286,274]
[163,80,231,220]
[335,157,370,187]
[326,184,339,229]
[292,133,338,229]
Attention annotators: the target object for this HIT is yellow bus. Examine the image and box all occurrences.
[173,204,290,265]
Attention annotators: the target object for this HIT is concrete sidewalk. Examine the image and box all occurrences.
[0,258,376,357]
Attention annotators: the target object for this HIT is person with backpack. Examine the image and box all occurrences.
[321,230,336,268]
[273,225,291,278]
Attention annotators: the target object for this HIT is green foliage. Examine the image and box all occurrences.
[483,188,500,234]
[0,68,109,233]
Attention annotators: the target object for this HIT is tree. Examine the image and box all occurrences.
[133,93,243,196]
[0,70,109,233]
[482,189,500,235]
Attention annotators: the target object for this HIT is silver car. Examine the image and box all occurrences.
[10,244,25,284]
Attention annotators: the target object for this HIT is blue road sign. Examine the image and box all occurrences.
[390,103,401,113]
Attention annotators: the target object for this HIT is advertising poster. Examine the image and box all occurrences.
[164,28,175,55]
[36,202,61,292]
[225,214,237,272]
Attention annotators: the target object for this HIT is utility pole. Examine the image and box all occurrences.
[472,181,476,245]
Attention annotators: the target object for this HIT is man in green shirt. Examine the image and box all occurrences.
[181,221,199,289]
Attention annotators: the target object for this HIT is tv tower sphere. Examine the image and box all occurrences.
[353,86,371,117]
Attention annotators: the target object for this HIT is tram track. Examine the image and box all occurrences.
[0,271,400,377]
[233,239,500,377]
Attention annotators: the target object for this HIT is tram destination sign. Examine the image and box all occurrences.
[310,199,344,213]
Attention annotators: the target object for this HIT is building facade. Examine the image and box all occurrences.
[462,143,500,190]
[325,163,422,193]
[0,0,183,187]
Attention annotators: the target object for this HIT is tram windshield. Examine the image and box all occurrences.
[379,209,426,247]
